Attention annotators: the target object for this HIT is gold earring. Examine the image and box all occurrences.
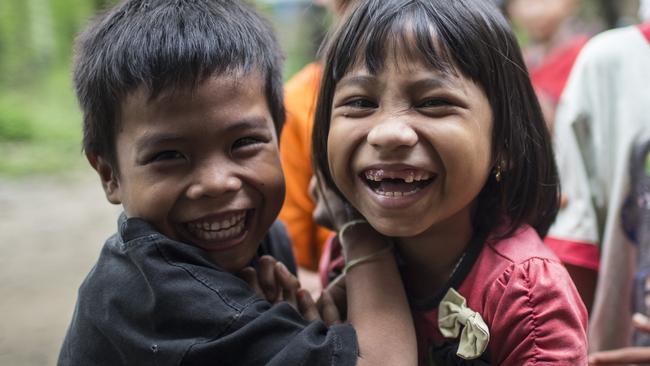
[495,163,502,182]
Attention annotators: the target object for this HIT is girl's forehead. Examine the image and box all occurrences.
[341,46,460,85]
[338,17,459,78]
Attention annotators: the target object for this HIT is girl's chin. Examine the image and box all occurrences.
[366,218,428,238]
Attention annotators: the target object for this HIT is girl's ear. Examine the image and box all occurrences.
[86,153,122,205]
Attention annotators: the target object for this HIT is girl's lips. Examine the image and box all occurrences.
[183,209,252,252]
[358,173,437,209]
[359,165,436,199]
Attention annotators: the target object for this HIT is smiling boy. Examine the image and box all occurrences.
[57,0,374,364]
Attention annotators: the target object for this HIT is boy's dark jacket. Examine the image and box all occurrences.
[58,214,357,366]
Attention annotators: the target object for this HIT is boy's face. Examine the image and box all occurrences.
[95,73,285,272]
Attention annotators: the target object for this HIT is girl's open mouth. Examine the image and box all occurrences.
[361,168,435,197]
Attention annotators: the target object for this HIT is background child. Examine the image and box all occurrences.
[58,0,416,365]
[504,0,589,133]
[312,0,588,364]
[279,0,356,292]
[546,18,650,358]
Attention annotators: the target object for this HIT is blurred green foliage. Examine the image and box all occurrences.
[0,0,99,176]
[0,0,320,177]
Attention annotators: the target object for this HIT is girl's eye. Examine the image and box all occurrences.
[149,150,185,163]
[344,98,377,109]
[232,136,263,150]
[417,98,453,109]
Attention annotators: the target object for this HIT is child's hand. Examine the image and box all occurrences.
[588,313,650,365]
[318,274,347,323]
[238,255,299,305]
[238,255,341,324]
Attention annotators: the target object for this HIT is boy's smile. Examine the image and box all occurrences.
[328,57,493,241]
[97,73,284,272]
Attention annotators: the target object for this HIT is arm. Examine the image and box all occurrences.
[588,313,650,365]
[339,222,417,366]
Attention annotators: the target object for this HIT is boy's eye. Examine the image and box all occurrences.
[149,150,186,163]
[232,136,263,150]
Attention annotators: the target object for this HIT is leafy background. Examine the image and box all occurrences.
[0,0,329,176]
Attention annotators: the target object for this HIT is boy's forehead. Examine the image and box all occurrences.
[119,70,268,124]
[140,69,265,105]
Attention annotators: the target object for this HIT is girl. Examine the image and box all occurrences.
[312,0,588,364]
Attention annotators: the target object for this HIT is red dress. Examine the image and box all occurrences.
[321,226,588,365]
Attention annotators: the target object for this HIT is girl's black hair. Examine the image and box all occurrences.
[75,0,284,169]
[312,0,559,238]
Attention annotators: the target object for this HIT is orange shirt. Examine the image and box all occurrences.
[279,63,332,270]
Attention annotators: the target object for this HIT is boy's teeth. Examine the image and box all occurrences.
[188,212,246,240]
[192,220,245,241]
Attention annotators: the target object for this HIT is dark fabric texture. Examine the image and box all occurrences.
[58,215,358,366]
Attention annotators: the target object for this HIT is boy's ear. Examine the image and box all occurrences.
[86,153,122,205]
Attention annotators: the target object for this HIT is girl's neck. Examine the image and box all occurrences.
[396,209,475,299]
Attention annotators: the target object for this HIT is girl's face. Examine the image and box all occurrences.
[327,56,493,238]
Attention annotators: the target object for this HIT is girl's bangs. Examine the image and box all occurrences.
[332,4,458,80]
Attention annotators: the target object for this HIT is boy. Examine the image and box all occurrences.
[59,1,416,365]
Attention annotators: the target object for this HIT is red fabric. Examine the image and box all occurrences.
[413,227,588,365]
[544,236,600,271]
[530,36,589,103]
[640,22,650,44]
[318,232,343,288]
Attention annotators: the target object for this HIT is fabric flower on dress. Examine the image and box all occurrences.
[438,287,490,360]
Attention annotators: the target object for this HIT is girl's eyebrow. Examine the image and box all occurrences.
[409,76,457,91]
[335,75,381,90]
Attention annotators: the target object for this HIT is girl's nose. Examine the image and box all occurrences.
[186,164,242,200]
[367,120,418,151]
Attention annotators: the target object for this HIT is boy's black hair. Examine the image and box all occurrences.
[75,0,285,169]
[312,0,559,238]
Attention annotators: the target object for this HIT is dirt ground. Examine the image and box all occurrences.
[0,171,121,365]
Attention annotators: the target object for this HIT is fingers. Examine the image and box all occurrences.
[257,255,279,303]
[238,267,264,299]
[275,262,300,309]
[325,274,348,317]
[589,347,650,365]
[298,289,321,322]
[318,290,341,326]
[633,313,650,334]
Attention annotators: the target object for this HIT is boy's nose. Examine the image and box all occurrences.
[186,165,242,199]
[367,119,418,151]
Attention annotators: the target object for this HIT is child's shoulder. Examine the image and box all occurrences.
[484,225,561,266]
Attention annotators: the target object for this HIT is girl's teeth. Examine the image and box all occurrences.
[375,189,418,197]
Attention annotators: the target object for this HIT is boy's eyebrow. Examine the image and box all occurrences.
[225,117,270,133]
[135,133,185,151]
[135,117,271,151]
